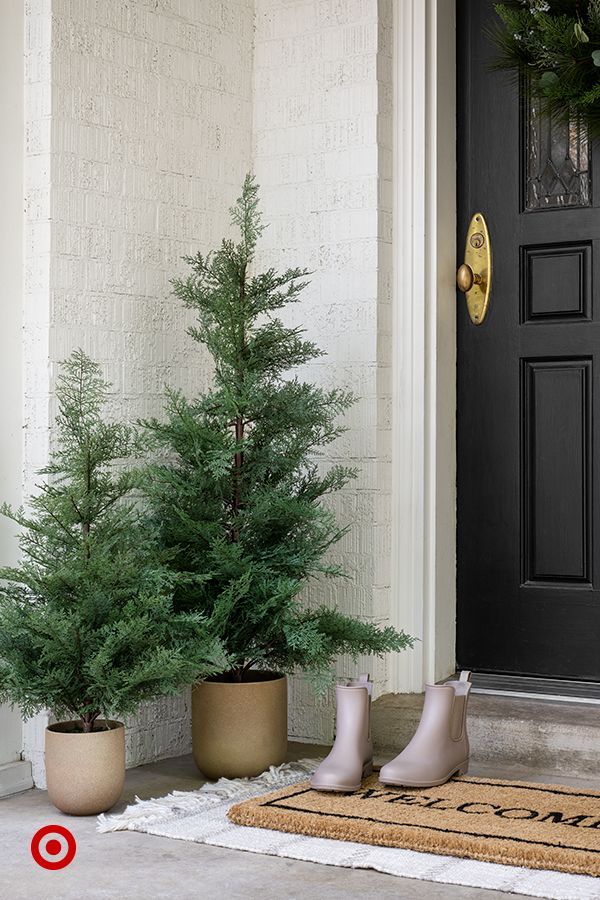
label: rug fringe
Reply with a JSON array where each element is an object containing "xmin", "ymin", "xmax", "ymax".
[{"xmin": 97, "ymin": 758, "xmax": 319, "ymax": 833}]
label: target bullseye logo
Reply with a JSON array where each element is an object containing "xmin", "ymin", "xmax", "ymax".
[{"xmin": 31, "ymin": 825, "xmax": 76, "ymax": 869}]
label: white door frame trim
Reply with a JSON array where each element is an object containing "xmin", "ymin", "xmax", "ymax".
[
  {"xmin": 390, "ymin": 0, "xmax": 457, "ymax": 693},
  {"xmin": 0, "ymin": 0, "xmax": 27, "ymax": 791},
  {"xmin": 0, "ymin": 760, "xmax": 33, "ymax": 799}
]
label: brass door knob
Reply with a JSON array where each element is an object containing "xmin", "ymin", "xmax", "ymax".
[{"xmin": 456, "ymin": 263, "xmax": 481, "ymax": 293}]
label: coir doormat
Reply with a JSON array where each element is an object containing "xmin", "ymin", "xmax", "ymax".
[{"xmin": 228, "ymin": 773, "xmax": 600, "ymax": 877}]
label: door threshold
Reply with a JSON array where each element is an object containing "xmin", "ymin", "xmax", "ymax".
[{"xmin": 466, "ymin": 673, "xmax": 600, "ymax": 705}]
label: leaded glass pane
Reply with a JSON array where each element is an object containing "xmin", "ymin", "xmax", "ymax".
[{"xmin": 525, "ymin": 91, "xmax": 591, "ymax": 211}]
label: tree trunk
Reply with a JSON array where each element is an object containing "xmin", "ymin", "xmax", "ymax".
[
  {"xmin": 81, "ymin": 712, "xmax": 99, "ymax": 733},
  {"xmin": 231, "ymin": 262, "xmax": 247, "ymax": 543}
]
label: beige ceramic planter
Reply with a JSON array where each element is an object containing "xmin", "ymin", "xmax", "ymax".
[
  {"xmin": 192, "ymin": 672, "xmax": 288, "ymax": 779},
  {"xmin": 45, "ymin": 720, "xmax": 125, "ymax": 815}
]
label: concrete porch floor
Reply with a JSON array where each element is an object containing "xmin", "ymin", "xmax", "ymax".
[{"xmin": 2, "ymin": 742, "xmax": 600, "ymax": 900}]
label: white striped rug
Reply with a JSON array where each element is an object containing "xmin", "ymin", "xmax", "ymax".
[{"xmin": 97, "ymin": 760, "xmax": 600, "ymax": 900}]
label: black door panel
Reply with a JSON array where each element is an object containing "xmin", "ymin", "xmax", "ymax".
[{"xmin": 456, "ymin": 0, "xmax": 600, "ymax": 680}]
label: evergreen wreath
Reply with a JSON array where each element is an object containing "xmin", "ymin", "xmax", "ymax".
[{"xmin": 492, "ymin": 1, "xmax": 600, "ymax": 132}]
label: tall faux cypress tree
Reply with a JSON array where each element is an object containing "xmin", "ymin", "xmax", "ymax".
[
  {"xmin": 143, "ymin": 176, "xmax": 412, "ymax": 686},
  {"xmin": 0, "ymin": 351, "xmax": 226, "ymax": 732}
]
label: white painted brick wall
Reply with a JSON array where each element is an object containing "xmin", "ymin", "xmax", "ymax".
[
  {"xmin": 23, "ymin": 0, "xmax": 253, "ymax": 786},
  {"xmin": 23, "ymin": 0, "xmax": 54, "ymax": 786},
  {"xmin": 253, "ymin": 0, "xmax": 395, "ymax": 744},
  {"xmin": 21, "ymin": 0, "xmax": 395, "ymax": 781}
]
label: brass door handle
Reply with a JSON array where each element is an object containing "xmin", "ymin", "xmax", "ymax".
[
  {"xmin": 456, "ymin": 263, "xmax": 481, "ymax": 293},
  {"xmin": 456, "ymin": 212, "xmax": 492, "ymax": 325}
]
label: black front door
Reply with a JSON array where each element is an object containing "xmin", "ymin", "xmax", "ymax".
[{"xmin": 456, "ymin": 0, "xmax": 600, "ymax": 681}]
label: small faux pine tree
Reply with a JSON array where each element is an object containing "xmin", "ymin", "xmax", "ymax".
[
  {"xmin": 0, "ymin": 350, "xmax": 226, "ymax": 732},
  {"xmin": 143, "ymin": 175, "xmax": 413, "ymax": 686}
]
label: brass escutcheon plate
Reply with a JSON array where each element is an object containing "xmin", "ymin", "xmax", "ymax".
[{"xmin": 463, "ymin": 213, "xmax": 492, "ymax": 325}]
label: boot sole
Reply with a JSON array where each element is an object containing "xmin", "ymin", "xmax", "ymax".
[
  {"xmin": 379, "ymin": 760, "xmax": 469, "ymax": 789},
  {"xmin": 311, "ymin": 760, "xmax": 373, "ymax": 793}
]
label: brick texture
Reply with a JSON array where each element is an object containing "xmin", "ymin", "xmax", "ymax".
[
  {"xmin": 23, "ymin": 0, "xmax": 253, "ymax": 786},
  {"xmin": 253, "ymin": 0, "xmax": 394, "ymax": 744},
  {"xmin": 22, "ymin": 0, "xmax": 394, "ymax": 782}
]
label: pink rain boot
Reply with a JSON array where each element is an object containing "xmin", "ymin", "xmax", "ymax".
[
  {"xmin": 311, "ymin": 675, "xmax": 373, "ymax": 792},
  {"xmin": 379, "ymin": 671, "xmax": 472, "ymax": 788}
]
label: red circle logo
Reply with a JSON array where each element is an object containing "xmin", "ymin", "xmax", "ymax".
[{"xmin": 31, "ymin": 825, "xmax": 76, "ymax": 870}]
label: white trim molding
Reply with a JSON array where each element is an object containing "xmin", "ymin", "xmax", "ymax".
[
  {"xmin": 0, "ymin": 760, "xmax": 33, "ymax": 799},
  {"xmin": 390, "ymin": 0, "xmax": 457, "ymax": 693}
]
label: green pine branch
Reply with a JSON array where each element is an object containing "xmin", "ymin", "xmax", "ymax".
[
  {"xmin": 492, "ymin": 2, "xmax": 600, "ymax": 132},
  {"xmin": 143, "ymin": 176, "xmax": 413, "ymax": 687},
  {"xmin": 0, "ymin": 351, "xmax": 226, "ymax": 732}
]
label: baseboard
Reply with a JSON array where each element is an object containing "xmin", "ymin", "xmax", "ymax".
[{"xmin": 0, "ymin": 759, "xmax": 33, "ymax": 798}]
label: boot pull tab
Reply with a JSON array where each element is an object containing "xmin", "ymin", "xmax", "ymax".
[
  {"xmin": 347, "ymin": 673, "xmax": 373, "ymax": 695},
  {"xmin": 360, "ymin": 673, "xmax": 373, "ymax": 696}
]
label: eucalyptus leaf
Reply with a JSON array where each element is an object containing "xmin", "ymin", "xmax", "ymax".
[
  {"xmin": 574, "ymin": 22, "xmax": 589, "ymax": 42},
  {"xmin": 539, "ymin": 71, "xmax": 559, "ymax": 92},
  {"xmin": 593, "ymin": 50, "xmax": 600, "ymax": 67}
]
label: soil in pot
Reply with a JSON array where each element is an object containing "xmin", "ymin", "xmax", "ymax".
[
  {"xmin": 45, "ymin": 720, "xmax": 125, "ymax": 815},
  {"xmin": 192, "ymin": 671, "xmax": 288, "ymax": 779}
]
